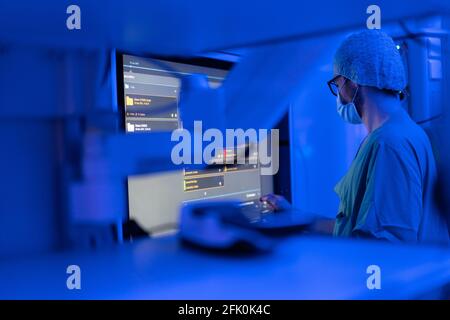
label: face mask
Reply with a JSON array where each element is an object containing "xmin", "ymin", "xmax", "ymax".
[{"xmin": 336, "ymin": 85, "xmax": 362, "ymax": 124}]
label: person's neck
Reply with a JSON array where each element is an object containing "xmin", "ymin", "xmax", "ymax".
[{"xmin": 361, "ymin": 96, "xmax": 401, "ymax": 133}]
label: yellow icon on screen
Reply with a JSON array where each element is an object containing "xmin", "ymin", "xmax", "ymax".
[{"xmin": 126, "ymin": 96, "xmax": 134, "ymax": 106}]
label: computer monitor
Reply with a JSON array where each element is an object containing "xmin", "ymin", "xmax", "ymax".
[{"xmin": 115, "ymin": 53, "xmax": 273, "ymax": 234}]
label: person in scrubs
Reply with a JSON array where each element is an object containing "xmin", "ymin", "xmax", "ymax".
[{"xmin": 262, "ymin": 30, "xmax": 449, "ymax": 245}]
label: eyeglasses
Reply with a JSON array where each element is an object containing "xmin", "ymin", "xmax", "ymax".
[{"xmin": 327, "ymin": 75, "xmax": 346, "ymax": 97}]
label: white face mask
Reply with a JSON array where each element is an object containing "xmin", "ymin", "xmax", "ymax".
[{"xmin": 336, "ymin": 85, "xmax": 362, "ymax": 125}]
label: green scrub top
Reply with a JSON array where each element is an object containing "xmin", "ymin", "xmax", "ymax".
[{"xmin": 333, "ymin": 108, "xmax": 450, "ymax": 244}]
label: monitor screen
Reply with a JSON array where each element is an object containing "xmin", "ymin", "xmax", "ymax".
[{"xmin": 117, "ymin": 53, "xmax": 273, "ymax": 234}]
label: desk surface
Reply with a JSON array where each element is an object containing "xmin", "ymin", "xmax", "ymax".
[{"xmin": 1, "ymin": 234, "xmax": 449, "ymax": 299}]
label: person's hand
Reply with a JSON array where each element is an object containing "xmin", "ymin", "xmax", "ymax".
[{"xmin": 260, "ymin": 194, "xmax": 292, "ymax": 212}]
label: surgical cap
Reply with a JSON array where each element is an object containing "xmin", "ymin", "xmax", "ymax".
[{"xmin": 333, "ymin": 30, "xmax": 407, "ymax": 91}]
